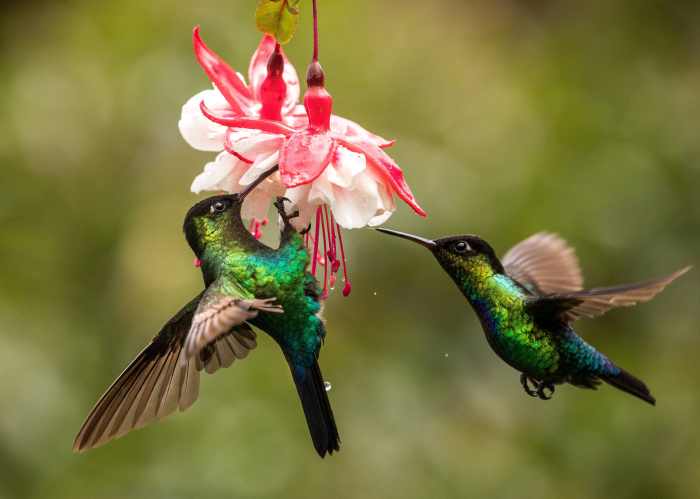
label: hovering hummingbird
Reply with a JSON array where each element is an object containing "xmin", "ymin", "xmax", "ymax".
[
  {"xmin": 377, "ymin": 229, "xmax": 690, "ymax": 405},
  {"xmin": 74, "ymin": 167, "xmax": 340, "ymax": 457}
]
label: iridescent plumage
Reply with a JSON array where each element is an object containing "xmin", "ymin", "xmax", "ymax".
[
  {"xmin": 378, "ymin": 229, "xmax": 690, "ymax": 404},
  {"xmin": 74, "ymin": 169, "xmax": 339, "ymax": 457}
]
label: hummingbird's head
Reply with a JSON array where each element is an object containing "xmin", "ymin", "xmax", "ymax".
[
  {"xmin": 376, "ymin": 228, "xmax": 504, "ymax": 279},
  {"xmin": 183, "ymin": 194, "xmax": 243, "ymax": 257},
  {"xmin": 183, "ymin": 165, "xmax": 279, "ymax": 257}
]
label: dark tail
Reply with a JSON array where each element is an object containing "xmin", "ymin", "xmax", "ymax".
[
  {"xmin": 602, "ymin": 367, "xmax": 656, "ymax": 406},
  {"xmin": 290, "ymin": 360, "xmax": 340, "ymax": 457}
]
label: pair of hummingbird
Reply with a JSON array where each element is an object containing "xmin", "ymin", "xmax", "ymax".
[{"xmin": 73, "ymin": 165, "xmax": 689, "ymax": 457}]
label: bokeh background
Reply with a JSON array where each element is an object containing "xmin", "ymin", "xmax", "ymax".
[{"xmin": 1, "ymin": 1, "xmax": 699, "ymax": 498}]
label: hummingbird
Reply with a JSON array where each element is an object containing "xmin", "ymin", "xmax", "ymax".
[
  {"xmin": 74, "ymin": 166, "xmax": 340, "ymax": 457},
  {"xmin": 377, "ymin": 229, "xmax": 690, "ymax": 405}
]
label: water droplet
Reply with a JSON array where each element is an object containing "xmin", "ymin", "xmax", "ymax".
[
  {"xmin": 444, "ymin": 353, "xmax": 449, "ymax": 358},
  {"xmin": 373, "ymin": 291, "xmax": 377, "ymax": 296},
  {"xmin": 324, "ymin": 381, "xmax": 332, "ymax": 392}
]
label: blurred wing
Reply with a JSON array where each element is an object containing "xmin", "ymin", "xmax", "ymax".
[
  {"xmin": 73, "ymin": 294, "xmax": 203, "ymax": 452},
  {"xmin": 502, "ymin": 232, "xmax": 583, "ymax": 294},
  {"xmin": 182, "ymin": 279, "xmax": 282, "ymax": 362},
  {"xmin": 73, "ymin": 292, "xmax": 268, "ymax": 453},
  {"xmin": 528, "ymin": 267, "xmax": 690, "ymax": 322}
]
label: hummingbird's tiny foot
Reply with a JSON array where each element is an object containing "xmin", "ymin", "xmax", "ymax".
[
  {"xmin": 300, "ymin": 224, "xmax": 312, "ymax": 235},
  {"xmin": 520, "ymin": 374, "xmax": 538, "ymax": 397},
  {"xmin": 274, "ymin": 197, "xmax": 299, "ymax": 224},
  {"xmin": 536, "ymin": 382, "xmax": 555, "ymax": 400}
]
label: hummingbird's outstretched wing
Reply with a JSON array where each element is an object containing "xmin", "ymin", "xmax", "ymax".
[
  {"xmin": 73, "ymin": 293, "xmax": 261, "ymax": 452},
  {"xmin": 502, "ymin": 232, "xmax": 583, "ymax": 294},
  {"xmin": 528, "ymin": 266, "xmax": 690, "ymax": 322},
  {"xmin": 182, "ymin": 279, "xmax": 283, "ymax": 363}
]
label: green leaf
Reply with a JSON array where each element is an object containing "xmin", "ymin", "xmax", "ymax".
[{"xmin": 255, "ymin": 0, "xmax": 302, "ymax": 45}]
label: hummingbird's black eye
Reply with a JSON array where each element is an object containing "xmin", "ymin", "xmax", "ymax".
[
  {"xmin": 454, "ymin": 241, "xmax": 470, "ymax": 253},
  {"xmin": 210, "ymin": 200, "xmax": 228, "ymax": 214}
]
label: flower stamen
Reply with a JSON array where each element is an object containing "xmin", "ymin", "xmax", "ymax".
[
  {"xmin": 248, "ymin": 218, "xmax": 265, "ymax": 240},
  {"xmin": 311, "ymin": 208, "xmax": 322, "ymax": 276},
  {"xmin": 320, "ymin": 206, "xmax": 329, "ymax": 300},
  {"xmin": 336, "ymin": 222, "xmax": 351, "ymax": 297}
]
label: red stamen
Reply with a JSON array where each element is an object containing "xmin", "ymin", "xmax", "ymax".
[
  {"xmin": 248, "ymin": 219, "xmax": 263, "ymax": 239},
  {"xmin": 336, "ymin": 222, "xmax": 351, "ymax": 297},
  {"xmin": 322, "ymin": 206, "xmax": 334, "ymax": 265},
  {"xmin": 320, "ymin": 205, "xmax": 329, "ymax": 300},
  {"xmin": 328, "ymin": 209, "xmax": 340, "ymax": 273},
  {"xmin": 311, "ymin": 208, "xmax": 322, "ymax": 276}
]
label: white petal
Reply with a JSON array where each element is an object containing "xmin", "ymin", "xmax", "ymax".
[
  {"xmin": 241, "ymin": 189, "xmax": 273, "ymax": 221},
  {"xmin": 368, "ymin": 208, "xmax": 394, "ymax": 227},
  {"xmin": 190, "ymin": 152, "xmax": 239, "ymax": 193},
  {"xmin": 326, "ymin": 146, "xmax": 366, "ymax": 188},
  {"xmin": 178, "ymin": 89, "xmax": 229, "ymax": 151},
  {"xmin": 285, "ymin": 185, "xmax": 316, "ymax": 230},
  {"xmin": 307, "ymin": 172, "xmax": 335, "ymax": 206},
  {"xmin": 239, "ymin": 151, "xmax": 280, "ymax": 185},
  {"xmin": 228, "ymin": 130, "xmax": 284, "ymax": 158},
  {"xmin": 328, "ymin": 171, "xmax": 390, "ymax": 229}
]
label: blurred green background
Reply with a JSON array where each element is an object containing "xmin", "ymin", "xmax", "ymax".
[{"xmin": 1, "ymin": 1, "xmax": 699, "ymax": 498}]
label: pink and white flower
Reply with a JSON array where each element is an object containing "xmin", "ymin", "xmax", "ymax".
[{"xmin": 179, "ymin": 27, "xmax": 426, "ymax": 296}]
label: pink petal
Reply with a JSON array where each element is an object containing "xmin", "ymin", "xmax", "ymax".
[
  {"xmin": 336, "ymin": 138, "xmax": 427, "ymax": 217},
  {"xmin": 279, "ymin": 131, "xmax": 336, "ymax": 187},
  {"xmin": 330, "ymin": 115, "xmax": 394, "ymax": 148},
  {"xmin": 193, "ymin": 26, "xmax": 253, "ymax": 115},
  {"xmin": 200, "ymin": 101, "xmax": 296, "ymax": 135},
  {"xmin": 248, "ymin": 35, "xmax": 300, "ymax": 115},
  {"xmin": 284, "ymin": 105, "xmax": 309, "ymax": 129}
]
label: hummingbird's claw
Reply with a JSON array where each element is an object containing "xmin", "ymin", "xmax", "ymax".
[
  {"xmin": 274, "ymin": 197, "xmax": 299, "ymax": 225},
  {"xmin": 520, "ymin": 374, "xmax": 538, "ymax": 397},
  {"xmin": 300, "ymin": 224, "xmax": 312, "ymax": 235},
  {"xmin": 536, "ymin": 382, "xmax": 555, "ymax": 400}
]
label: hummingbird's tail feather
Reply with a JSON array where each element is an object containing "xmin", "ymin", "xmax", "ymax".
[
  {"xmin": 290, "ymin": 361, "xmax": 340, "ymax": 458},
  {"xmin": 601, "ymin": 367, "xmax": 656, "ymax": 406}
]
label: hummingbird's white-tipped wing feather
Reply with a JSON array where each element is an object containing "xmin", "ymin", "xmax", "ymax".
[
  {"xmin": 502, "ymin": 232, "xmax": 584, "ymax": 294},
  {"xmin": 528, "ymin": 266, "xmax": 690, "ymax": 322},
  {"xmin": 182, "ymin": 281, "xmax": 282, "ymax": 363}
]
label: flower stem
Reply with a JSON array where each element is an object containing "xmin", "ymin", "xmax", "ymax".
[{"xmin": 312, "ymin": 0, "xmax": 319, "ymax": 62}]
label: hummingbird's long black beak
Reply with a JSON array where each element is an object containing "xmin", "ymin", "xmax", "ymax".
[
  {"xmin": 375, "ymin": 228, "xmax": 436, "ymax": 248},
  {"xmin": 239, "ymin": 164, "xmax": 280, "ymax": 200}
]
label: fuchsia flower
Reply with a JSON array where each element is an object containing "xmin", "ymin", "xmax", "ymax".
[{"xmin": 179, "ymin": 27, "xmax": 425, "ymax": 297}]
